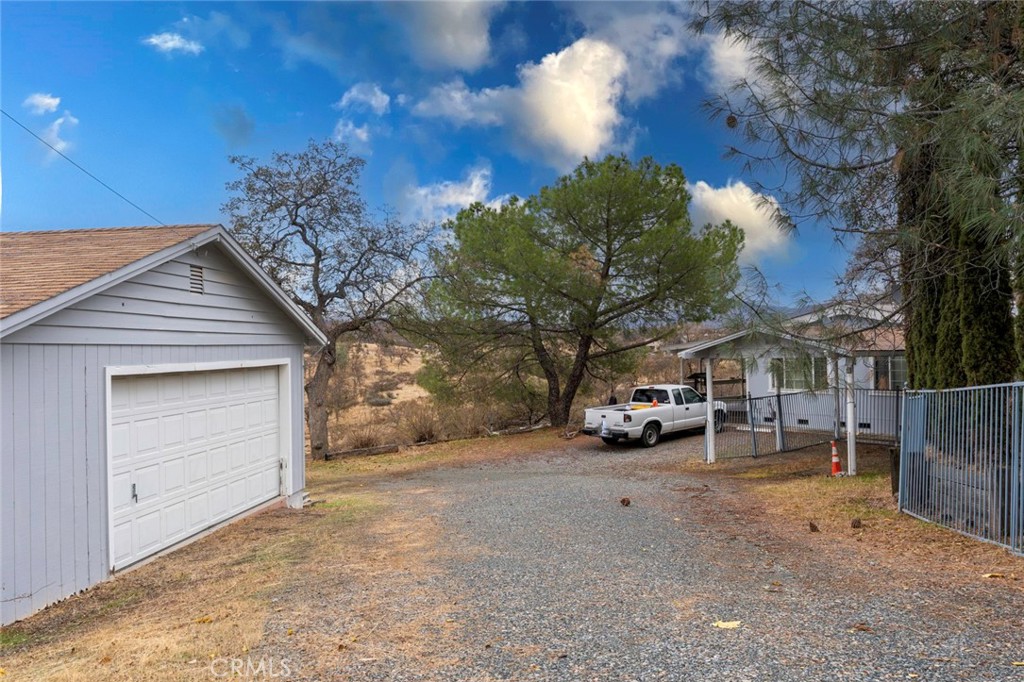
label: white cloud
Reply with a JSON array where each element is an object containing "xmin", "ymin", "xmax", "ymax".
[
  {"xmin": 404, "ymin": 164, "xmax": 508, "ymax": 224},
  {"xmin": 569, "ymin": 4, "xmax": 694, "ymax": 102},
  {"xmin": 413, "ymin": 78, "xmax": 507, "ymax": 126},
  {"xmin": 414, "ymin": 38, "xmax": 628, "ymax": 170},
  {"xmin": 41, "ymin": 110, "xmax": 79, "ymax": 159},
  {"xmin": 701, "ymin": 32, "xmax": 757, "ymax": 96},
  {"xmin": 687, "ymin": 180, "xmax": 789, "ymax": 263},
  {"xmin": 332, "ymin": 119, "xmax": 371, "ymax": 153},
  {"xmin": 143, "ymin": 32, "xmax": 204, "ymax": 55},
  {"xmin": 336, "ymin": 83, "xmax": 391, "ymax": 115},
  {"xmin": 400, "ymin": 2, "xmax": 504, "ymax": 72},
  {"xmin": 23, "ymin": 93, "xmax": 60, "ymax": 115},
  {"xmin": 176, "ymin": 11, "xmax": 249, "ymax": 50}
]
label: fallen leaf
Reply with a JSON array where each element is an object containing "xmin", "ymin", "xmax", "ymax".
[
  {"xmin": 99, "ymin": 656, "xmax": 112, "ymax": 665},
  {"xmin": 849, "ymin": 623, "xmax": 873, "ymax": 633},
  {"xmin": 982, "ymin": 573, "xmax": 1004, "ymax": 579},
  {"xmin": 287, "ymin": 629, "xmax": 294, "ymax": 636},
  {"xmin": 0, "ymin": 668, "xmax": 6, "ymax": 677},
  {"xmin": 713, "ymin": 620, "xmax": 741, "ymax": 629},
  {"xmin": 1012, "ymin": 661, "xmax": 1024, "ymax": 666},
  {"xmin": 194, "ymin": 616, "xmax": 213, "ymax": 624}
]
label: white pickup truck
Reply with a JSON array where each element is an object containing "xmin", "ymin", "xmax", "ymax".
[{"xmin": 582, "ymin": 384, "xmax": 726, "ymax": 447}]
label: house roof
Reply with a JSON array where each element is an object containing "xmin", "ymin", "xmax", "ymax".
[
  {"xmin": 677, "ymin": 325, "xmax": 904, "ymax": 360},
  {"xmin": 0, "ymin": 225, "xmax": 328, "ymax": 345},
  {"xmin": 1, "ymin": 225, "xmax": 213, "ymax": 318}
]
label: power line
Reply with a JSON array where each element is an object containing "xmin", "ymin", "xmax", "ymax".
[{"xmin": 2, "ymin": 108, "xmax": 166, "ymax": 226}]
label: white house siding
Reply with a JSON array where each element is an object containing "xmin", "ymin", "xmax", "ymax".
[
  {"xmin": 732, "ymin": 343, "xmax": 900, "ymax": 440},
  {"xmin": 0, "ymin": 246, "xmax": 309, "ymax": 625}
]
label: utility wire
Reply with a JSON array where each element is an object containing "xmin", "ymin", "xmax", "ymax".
[{"xmin": 2, "ymin": 108, "xmax": 166, "ymax": 226}]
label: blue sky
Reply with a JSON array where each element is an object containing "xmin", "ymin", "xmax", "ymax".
[{"xmin": 2, "ymin": 1, "xmax": 852, "ymax": 302}]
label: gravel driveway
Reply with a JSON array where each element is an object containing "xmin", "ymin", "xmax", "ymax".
[{"xmin": 260, "ymin": 433, "xmax": 1024, "ymax": 681}]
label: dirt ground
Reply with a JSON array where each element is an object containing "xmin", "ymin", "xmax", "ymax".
[{"xmin": 1, "ymin": 430, "xmax": 1021, "ymax": 680}]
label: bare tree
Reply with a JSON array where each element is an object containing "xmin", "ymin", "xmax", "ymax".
[{"xmin": 224, "ymin": 139, "xmax": 431, "ymax": 459}]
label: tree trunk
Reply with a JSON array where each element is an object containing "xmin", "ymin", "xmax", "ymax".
[
  {"xmin": 305, "ymin": 343, "xmax": 337, "ymax": 460},
  {"xmin": 552, "ymin": 336, "xmax": 595, "ymax": 427}
]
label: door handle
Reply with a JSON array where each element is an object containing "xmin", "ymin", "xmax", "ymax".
[{"xmin": 131, "ymin": 483, "xmax": 138, "ymax": 503}]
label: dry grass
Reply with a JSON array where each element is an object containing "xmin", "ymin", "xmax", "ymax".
[
  {"xmin": 0, "ymin": 485, "xmax": 381, "ymax": 681},
  {"xmin": 677, "ymin": 442, "xmax": 1024, "ymax": 583}
]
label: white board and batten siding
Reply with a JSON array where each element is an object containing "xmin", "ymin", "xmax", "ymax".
[{"xmin": 1, "ymin": 244, "xmax": 310, "ymax": 625}]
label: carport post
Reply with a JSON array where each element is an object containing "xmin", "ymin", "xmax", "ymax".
[
  {"xmin": 831, "ymin": 355, "xmax": 842, "ymax": 441},
  {"xmin": 845, "ymin": 357, "xmax": 858, "ymax": 476},
  {"xmin": 705, "ymin": 357, "xmax": 716, "ymax": 464}
]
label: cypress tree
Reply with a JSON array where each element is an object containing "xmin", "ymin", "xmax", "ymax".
[{"xmin": 959, "ymin": 224, "xmax": 1015, "ymax": 386}]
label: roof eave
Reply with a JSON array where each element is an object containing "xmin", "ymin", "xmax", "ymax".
[
  {"xmin": 1, "ymin": 226, "xmax": 328, "ymax": 347},
  {"xmin": 678, "ymin": 328, "xmax": 844, "ymax": 359}
]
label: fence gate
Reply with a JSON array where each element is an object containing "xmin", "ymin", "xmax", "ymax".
[{"xmin": 899, "ymin": 382, "xmax": 1024, "ymax": 556}]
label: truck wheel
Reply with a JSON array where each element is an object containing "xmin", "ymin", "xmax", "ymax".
[
  {"xmin": 640, "ymin": 423, "xmax": 660, "ymax": 448},
  {"xmin": 601, "ymin": 436, "xmax": 620, "ymax": 445},
  {"xmin": 714, "ymin": 409, "xmax": 726, "ymax": 433}
]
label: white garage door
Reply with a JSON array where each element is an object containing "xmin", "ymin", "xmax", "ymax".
[{"xmin": 109, "ymin": 366, "xmax": 282, "ymax": 570}]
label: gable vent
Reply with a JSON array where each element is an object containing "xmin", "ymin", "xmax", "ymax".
[{"xmin": 189, "ymin": 265, "xmax": 205, "ymax": 294}]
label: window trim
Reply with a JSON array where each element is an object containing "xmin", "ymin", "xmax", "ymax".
[{"xmin": 769, "ymin": 356, "xmax": 829, "ymax": 392}]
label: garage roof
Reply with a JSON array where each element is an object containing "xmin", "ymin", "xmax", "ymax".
[
  {"xmin": 0, "ymin": 225, "xmax": 213, "ymax": 318},
  {"xmin": 0, "ymin": 224, "xmax": 328, "ymax": 345}
]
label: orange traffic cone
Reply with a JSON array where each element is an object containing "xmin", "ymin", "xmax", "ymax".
[{"xmin": 830, "ymin": 441, "xmax": 843, "ymax": 477}]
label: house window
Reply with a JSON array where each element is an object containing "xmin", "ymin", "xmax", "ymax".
[
  {"xmin": 873, "ymin": 355, "xmax": 907, "ymax": 390},
  {"xmin": 770, "ymin": 356, "xmax": 828, "ymax": 391}
]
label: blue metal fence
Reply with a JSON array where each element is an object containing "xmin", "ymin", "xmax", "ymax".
[{"xmin": 899, "ymin": 382, "xmax": 1024, "ymax": 555}]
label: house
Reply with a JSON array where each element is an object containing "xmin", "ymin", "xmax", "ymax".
[
  {"xmin": 0, "ymin": 225, "xmax": 327, "ymax": 625},
  {"xmin": 671, "ymin": 301, "xmax": 905, "ymax": 467}
]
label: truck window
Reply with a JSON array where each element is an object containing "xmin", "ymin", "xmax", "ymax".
[
  {"xmin": 682, "ymin": 387, "xmax": 705, "ymax": 404},
  {"xmin": 631, "ymin": 388, "xmax": 670, "ymax": 404},
  {"xmin": 672, "ymin": 389, "xmax": 684, "ymax": 405}
]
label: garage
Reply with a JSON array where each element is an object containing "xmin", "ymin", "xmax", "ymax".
[
  {"xmin": 109, "ymin": 365, "xmax": 285, "ymax": 570},
  {"xmin": 0, "ymin": 225, "xmax": 327, "ymax": 625}
]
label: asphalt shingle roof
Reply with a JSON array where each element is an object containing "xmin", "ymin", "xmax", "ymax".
[{"xmin": 0, "ymin": 225, "xmax": 216, "ymax": 319}]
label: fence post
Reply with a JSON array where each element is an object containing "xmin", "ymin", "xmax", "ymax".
[
  {"xmin": 705, "ymin": 358, "xmax": 716, "ymax": 464},
  {"xmin": 774, "ymin": 390, "xmax": 785, "ymax": 453},
  {"xmin": 1012, "ymin": 385, "xmax": 1022, "ymax": 554},
  {"xmin": 832, "ymin": 356, "xmax": 842, "ymax": 441},
  {"xmin": 747, "ymin": 392, "xmax": 759, "ymax": 458},
  {"xmin": 845, "ymin": 357, "xmax": 858, "ymax": 476}
]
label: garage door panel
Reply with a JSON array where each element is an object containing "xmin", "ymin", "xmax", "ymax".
[
  {"xmin": 136, "ymin": 510, "xmax": 162, "ymax": 552},
  {"xmin": 111, "ymin": 522, "xmax": 133, "ymax": 565},
  {"xmin": 188, "ymin": 452, "xmax": 207, "ymax": 484},
  {"xmin": 209, "ymin": 407, "xmax": 227, "ymax": 436},
  {"xmin": 164, "ymin": 501, "xmax": 186, "ymax": 538},
  {"xmin": 111, "ymin": 471, "xmax": 133, "ymax": 513},
  {"xmin": 188, "ymin": 492, "xmax": 209, "ymax": 529},
  {"xmin": 136, "ymin": 463, "xmax": 161, "ymax": 502},
  {"xmin": 110, "ymin": 366, "xmax": 281, "ymax": 570},
  {"xmin": 229, "ymin": 478, "xmax": 247, "ymax": 510},
  {"xmin": 209, "ymin": 445, "xmax": 227, "ymax": 477},
  {"xmin": 160, "ymin": 375, "xmax": 184, "ymax": 405},
  {"xmin": 134, "ymin": 376, "xmax": 160, "ymax": 408},
  {"xmin": 186, "ymin": 410, "xmax": 208, "ymax": 443},
  {"xmin": 161, "ymin": 414, "xmax": 185, "ymax": 448},
  {"xmin": 111, "ymin": 423, "xmax": 131, "ymax": 460},
  {"xmin": 136, "ymin": 417, "xmax": 160, "ymax": 453},
  {"xmin": 164, "ymin": 457, "xmax": 185, "ymax": 493},
  {"xmin": 229, "ymin": 404, "xmax": 246, "ymax": 432}
]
